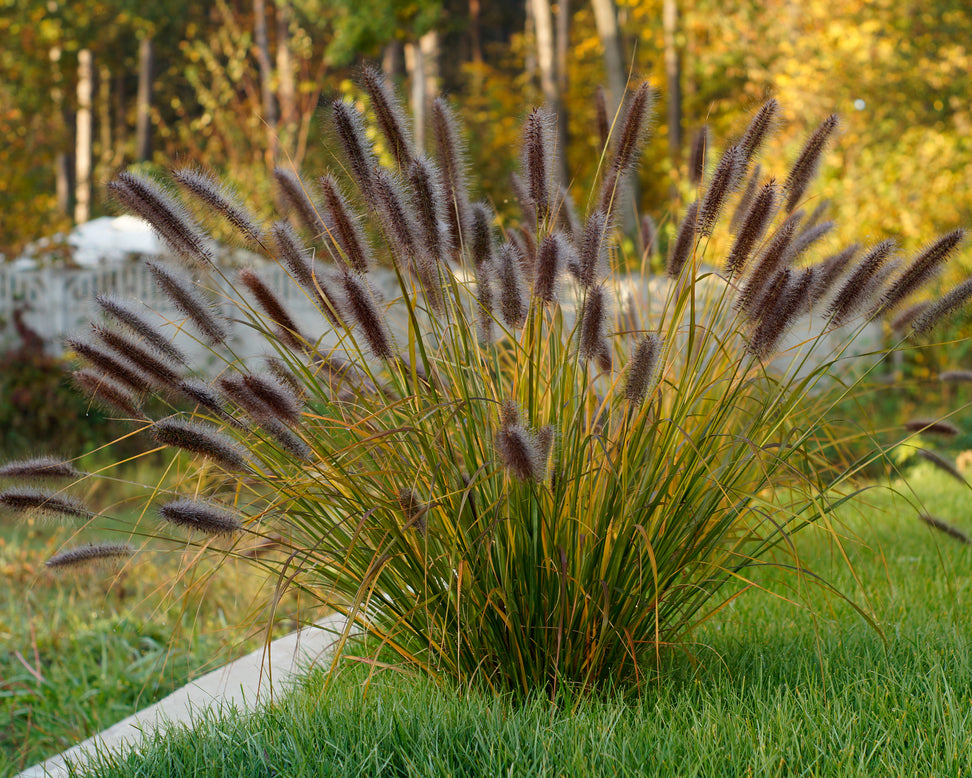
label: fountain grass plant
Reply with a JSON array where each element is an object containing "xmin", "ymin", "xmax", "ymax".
[{"xmin": 4, "ymin": 72, "xmax": 971, "ymax": 698}]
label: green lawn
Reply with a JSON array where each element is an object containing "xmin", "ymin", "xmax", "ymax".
[
  {"xmin": 0, "ymin": 495, "xmax": 311, "ymax": 777},
  {"xmin": 64, "ymin": 463, "xmax": 972, "ymax": 777}
]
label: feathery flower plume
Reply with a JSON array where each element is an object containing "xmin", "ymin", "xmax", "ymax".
[
  {"xmin": 522, "ymin": 107, "xmax": 554, "ymax": 221},
  {"xmin": 497, "ymin": 242, "xmax": 528, "ymax": 329},
  {"xmin": 891, "ymin": 301, "xmax": 930, "ymax": 333},
  {"xmin": 264, "ymin": 357, "xmax": 306, "ymax": 401},
  {"xmin": 940, "ymin": 370, "xmax": 972, "ymax": 383},
  {"xmin": 475, "ymin": 261, "xmax": 495, "ymax": 343},
  {"xmin": 72, "ymin": 370, "xmax": 142, "ymax": 418},
  {"xmin": 332, "ymin": 100, "xmax": 377, "ymax": 203},
  {"xmin": 242, "ymin": 372, "xmax": 304, "ymax": 424},
  {"xmin": 372, "ymin": 167, "xmax": 420, "ymax": 267},
  {"xmin": 578, "ymin": 210, "xmax": 610, "ymax": 289},
  {"xmin": 905, "ymin": 418, "xmax": 960, "ymax": 437},
  {"xmin": 878, "ymin": 229, "xmax": 966, "ymax": 315},
  {"xmin": 46, "ymin": 542, "xmax": 135, "ymax": 571},
  {"xmin": 172, "ymin": 166, "xmax": 263, "ymax": 244},
  {"xmin": 916, "ymin": 449, "xmax": 967, "ymax": 485},
  {"xmin": 789, "ymin": 220, "xmax": 835, "ymax": 261},
  {"xmin": 579, "ymin": 285, "xmax": 609, "ymax": 362},
  {"xmin": 319, "ymin": 174, "xmax": 371, "ymax": 272},
  {"xmin": 0, "ymin": 487, "xmax": 92, "ymax": 521},
  {"xmin": 856, "ymin": 259, "xmax": 900, "ymax": 318},
  {"xmin": 93, "ymin": 325, "xmax": 181, "ymax": 388},
  {"xmin": 534, "ymin": 232, "xmax": 570, "ymax": 304},
  {"xmin": 729, "ymin": 164, "xmax": 761, "ymax": 234},
  {"xmin": 342, "ymin": 272, "xmax": 395, "ymax": 359},
  {"xmin": 96, "ymin": 294, "xmax": 187, "ymax": 366},
  {"xmin": 735, "ymin": 210, "xmax": 803, "ymax": 314},
  {"xmin": 725, "ymin": 180, "xmax": 777, "ymax": 276},
  {"xmin": 641, "ymin": 213, "xmax": 657, "ymax": 258},
  {"xmin": 749, "ymin": 266, "xmax": 815, "ymax": 358},
  {"xmin": 108, "ymin": 171, "xmax": 213, "ymax": 266},
  {"xmin": 516, "ymin": 228, "xmax": 537, "ymax": 273},
  {"xmin": 271, "ymin": 221, "xmax": 315, "ymax": 288},
  {"xmin": 362, "ymin": 65, "xmax": 413, "ymax": 170},
  {"xmin": 152, "ymin": 418, "xmax": 250, "ymax": 471},
  {"xmin": 667, "ymin": 201, "xmax": 699, "ymax": 279},
  {"xmin": 431, "ymin": 97, "xmax": 472, "ymax": 255},
  {"xmin": 910, "ymin": 279, "xmax": 972, "ymax": 336},
  {"xmin": 599, "ymin": 82, "xmax": 655, "ymax": 214},
  {"xmin": 611, "ymin": 82, "xmax": 655, "ymax": 175},
  {"xmin": 238, "ymin": 267, "xmax": 305, "ymax": 351},
  {"xmin": 698, "ymin": 145, "xmax": 744, "ymax": 236},
  {"xmin": 147, "ymin": 262, "xmax": 227, "ymax": 345},
  {"xmin": 510, "ymin": 173, "xmax": 538, "ymax": 227},
  {"xmin": 803, "ymin": 199, "xmax": 831, "ymax": 233},
  {"xmin": 178, "ymin": 379, "xmax": 242, "ymax": 427},
  {"xmin": 919, "ymin": 513, "xmax": 971, "ymax": 544},
  {"xmin": 689, "ymin": 125, "xmax": 708, "ymax": 185},
  {"xmin": 826, "ymin": 240, "xmax": 896, "ymax": 325},
  {"xmin": 0, "ymin": 457, "xmax": 83, "ymax": 481},
  {"xmin": 159, "ymin": 498, "xmax": 242, "ymax": 536},
  {"xmin": 67, "ymin": 338, "xmax": 153, "ymax": 394},
  {"xmin": 594, "ymin": 86, "xmax": 610, "ymax": 151},
  {"xmin": 397, "ymin": 489, "xmax": 429, "ymax": 533},
  {"xmin": 495, "ymin": 402, "xmax": 543, "ymax": 481},
  {"xmin": 556, "ymin": 187, "xmax": 581, "ymax": 239},
  {"xmin": 273, "ymin": 167, "xmax": 328, "ymax": 244},
  {"xmin": 810, "ymin": 244, "xmax": 860, "ymax": 306},
  {"xmin": 596, "ymin": 340, "xmax": 613, "ymax": 372},
  {"xmin": 470, "ymin": 202, "xmax": 495, "ymax": 268},
  {"xmin": 625, "ymin": 333, "xmax": 662, "ymax": 404},
  {"xmin": 738, "ymin": 99, "xmax": 779, "ymax": 164},
  {"xmin": 407, "ymin": 156, "xmax": 450, "ymax": 267},
  {"xmin": 784, "ymin": 114, "xmax": 839, "ymax": 212}
]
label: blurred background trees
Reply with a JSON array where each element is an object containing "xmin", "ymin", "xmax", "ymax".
[{"xmin": 2, "ymin": 0, "xmax": 971, "ymax": 275}]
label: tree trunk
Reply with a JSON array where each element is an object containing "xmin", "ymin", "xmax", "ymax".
[
  {"xmin": 276, "ymin": 2, "xmax": 295, "ymax": 130},
  {"xmin": 663, "ymin": 0, "xmax": 683, "ymax": 168},
  {"xmin": 590, "ymin": 0, "xmax": 637, "ymax": 233},
  {"xmin": 469, "ymin": 0, "xmax": 483, "ymax": 65},
  {"xmin": 530, "ymin": 0, "xmax": 568, "ymax": 185},
  {"xmin": 253, "ymin": 0, "xmax": 278, "ymax": 164},
  {"xmin": 49, "ymin": 46, "xmax": 71, "ymax": 216},
  {"xmin": 75, "ymin": 49, "xmax": 93, "ymax": 225},
  {"xmin": 590, "ymin": 0, "xmax": 626, "ymax": 121},
  {"xmin": 404, "ymin": 41, "xmax": 426, "ymax": 151},
  {"xmin": 135, "ymin": 36, "xmax": 154, "ymax": 162},
  {"xmin": 382, "ymin": 40, "xmax": 405, "ymax": 79},
  {"xmin": 419, "ymin": 30, "xmax": 441, "ymax": 102},
  {"xmin": 98, "ymin": 62, "xmax": 113, "ymax": 168}
]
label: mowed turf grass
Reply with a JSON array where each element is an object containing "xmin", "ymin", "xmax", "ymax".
[
  {"xmin": 78, "ymin": 464, "xmax": 972, "ymax": 777},
  {"xmin": 0, "ymin": 504, "xmax": 313, "ymax": 777}
]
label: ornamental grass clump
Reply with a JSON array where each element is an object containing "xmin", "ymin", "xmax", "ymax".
[{"xmin": 10, "ymin": 70, "xmax": 972, "ymax": 698}]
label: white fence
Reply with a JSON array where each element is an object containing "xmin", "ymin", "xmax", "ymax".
[
  {"xmin": 0, "ymin": 259, "xmax": 342, "ymax": 364},
  {"xmin": 0, "ymin": 259, "xmax": 886, "ymax": 381}
]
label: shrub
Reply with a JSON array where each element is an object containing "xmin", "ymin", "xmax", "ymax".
[{"xmin": 3, "ymin": 73, "xmax": 970, "ymax": 698}]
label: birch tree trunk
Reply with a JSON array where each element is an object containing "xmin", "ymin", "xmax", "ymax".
[
  {"xmin": 75, "ymin": 49, "xmax": 93, "ymax": 225},
  {"xmin": 135, "ymin": 36, "xmax": 154, "ymax": 162},
  {"xmin": 663, "ymin": 0, "xmax": 683, "ymax": 167},
  {"xmin": 253, "ymin": 0, "xmax": 278, "ymax": 164},
  {"xmin": 49, "ymin": 46, "xmax": 72, "ymax": 216},
  {"xmin": 530, "ymin": 0, "xmax": 568, "ymax": 185},
  {"xmin": 276, "ymin": 2, "xmax": 295, "ymax": 146},
  {"xmin": 590, "ymin": 0, "xmax": 626, "ymax": 120},
  {"xmin": 590, "ymin": 0, "xmax": 637, "ymax": 233}
]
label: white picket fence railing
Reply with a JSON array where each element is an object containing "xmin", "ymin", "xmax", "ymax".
[
  {"xmin": 0, "ymin": 258, "xmax": 886, "ymax": 381},
  {"xmin": 0, "ymin": 259, "xmax": 342, "ymax": 364}
]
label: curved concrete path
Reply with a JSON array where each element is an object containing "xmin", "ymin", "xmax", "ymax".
[{"xmin": 17, "ymin": 613, "xmax": 348, "ymax": 778}]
